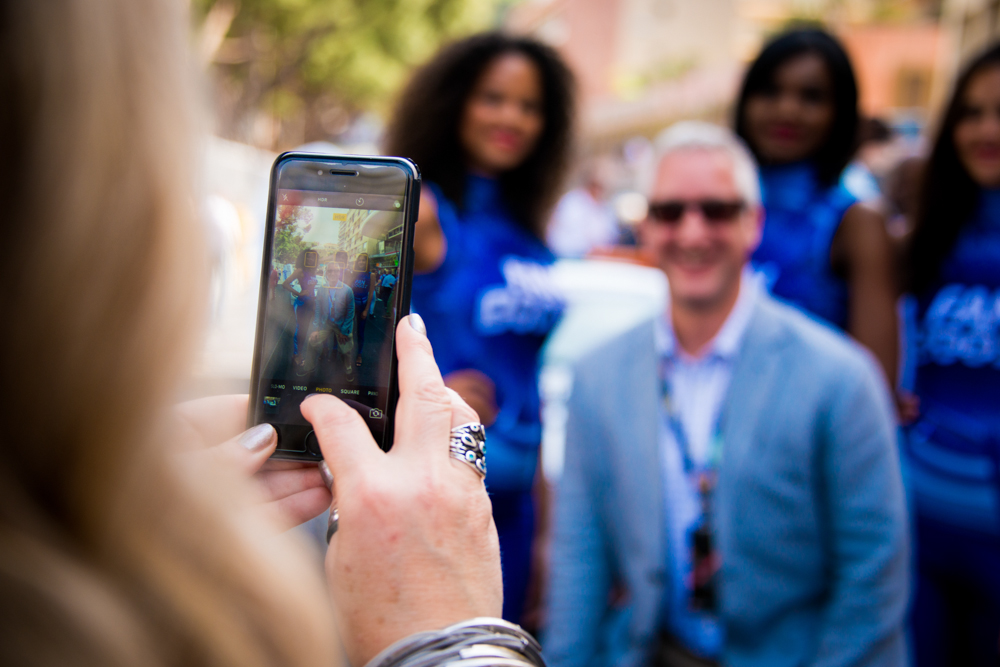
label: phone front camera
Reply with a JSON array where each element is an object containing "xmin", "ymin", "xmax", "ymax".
[{"xmin": 317, "ymin": 169, "xmax": 323, "ymax": 175}]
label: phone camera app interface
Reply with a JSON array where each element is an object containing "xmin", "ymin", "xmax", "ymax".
[{"xmin": 257, "ymin": 177, "xmax": 405, "ymax": 449}]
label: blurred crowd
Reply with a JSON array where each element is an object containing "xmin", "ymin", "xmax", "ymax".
[
  {"xmin": 6, "ymin": 1, "xmax": 1000, "ymax": 666},
  {"xmin": 392, "ymin": 26, "xmax": 1000, "ymax": 667}
]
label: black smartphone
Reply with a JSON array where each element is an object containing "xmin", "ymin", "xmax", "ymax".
[{"xmin": 247, "ymin": 153, "xmax": 419, "ymax": 460}]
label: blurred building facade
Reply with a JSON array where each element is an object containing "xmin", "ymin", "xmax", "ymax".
[
  {"xmin": 335, "ymin": 209, "xmax": 404, "ymax": 269},
  {"xmin": 508, "ymin": 0, "xmax": 947, "ymax": 149},
  {"xmin": 941, "ymin": 0, "xmax": 1000, "ymax": 88},
  {"xmin": 337, "ymin": 208, "xmax": 373, "ymax": 258}
]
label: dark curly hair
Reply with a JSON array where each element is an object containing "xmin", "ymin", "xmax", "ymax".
[
  {"xmin": 383, "ymin": 32, "xmax": 576, "ymax": 238},
  {"xmin": 908, "ymin": 42, "xmax": 1000, "ymax": 294},
  {"xmin": 734, "ymin": 28, "xmax": 859, "ymax": 187}
]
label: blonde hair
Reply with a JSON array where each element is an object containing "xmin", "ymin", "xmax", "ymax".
[{"xmin": 0, "ymin": 1, "xmax": 335, "ymax": 665}]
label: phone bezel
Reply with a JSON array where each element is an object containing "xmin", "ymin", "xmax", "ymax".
[{"xmin": 247, "ymin": 152, "xmax": 420, "ymax": 461}]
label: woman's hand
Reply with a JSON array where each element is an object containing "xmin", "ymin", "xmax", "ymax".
[
  {"xmin": 302, "ymin": 314, "xmax": 502, "ymax": 666},
  {"xmin": 413, "ymin": 189, "xmax": 447, "ymax": 274},
  {"xmin": 443, "ymin": 369, "xmax": 498, "ymax": 426},
  {"xmin": 173, "ymin": 395, "xmax": 332, "ymax": 531}
]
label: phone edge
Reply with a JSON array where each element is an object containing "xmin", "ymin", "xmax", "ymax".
[{"xmin": 246, "ymin": 152, "xmax": 421, "ymax": 461}]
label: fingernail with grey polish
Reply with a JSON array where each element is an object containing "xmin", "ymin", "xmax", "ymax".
[
  {"xmin": 240, "ymin": 423, "xmax": 276, "ymax": 452},
  {"xmin": 319, "ymin": 460, "xmax": 334, "ymax": 490},
  {"xmin": 409, "ymin": 313, "xmax": 426, "ymax": 336}
]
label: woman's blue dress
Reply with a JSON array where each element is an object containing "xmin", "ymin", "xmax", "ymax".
[
  {"xmin": 751, "ymin": 162, "xmax": 857, "ymax": 329},
  {"xmin": 907, "ymin": 189, "xmax": 1000, "ymax": 665},
  {"xmin": 410, "ymin": 174, "xmax": 564, "ymax": 622}
]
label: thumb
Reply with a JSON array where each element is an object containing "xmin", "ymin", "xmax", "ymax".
[{"xmin": 300, "ymin": 393, "xmax": 381, "ymax": 479}]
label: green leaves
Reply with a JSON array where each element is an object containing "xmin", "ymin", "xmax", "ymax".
[
  {"xmin": 195, "ymin": 0, "xmax": 499, "ymax": 146},
  {"xmin": 274, "ymin": 205, "xmax": 314, "ymax": 264}
]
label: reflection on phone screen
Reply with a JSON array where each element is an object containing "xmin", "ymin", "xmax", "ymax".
[{"xmin": 255, "ymin": 181, "xmax": 405, "ymax": 451}]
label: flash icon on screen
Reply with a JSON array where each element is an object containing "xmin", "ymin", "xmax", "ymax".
[{"xmin": 356, "ymin": 197, "xmax": 364, "ymax": 206}]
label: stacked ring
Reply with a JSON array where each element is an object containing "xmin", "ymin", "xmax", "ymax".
[
  {"xmin": 328, "ymin": 424, "xmax": 487, "ymax": 545},
  {"xmin": 449, "ymin": 422, "xmax": 487, "ymax": 478},
  {"xmin": 326, "ymin": 506, "xmax": 339, "ymax": 543}
]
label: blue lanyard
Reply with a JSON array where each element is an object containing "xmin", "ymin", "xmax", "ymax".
[
  {"xmin": 660, "ymin": 360, "xmax": 725, "ymax": 614},
  {"xmin": 659, "ymin": 368, "xmax": 725, "ymax": 477}
]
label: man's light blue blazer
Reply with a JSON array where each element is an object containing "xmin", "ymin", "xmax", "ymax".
[{"xmin": 543, "ymin": 294, "xmax": 909, "ymax": 667}]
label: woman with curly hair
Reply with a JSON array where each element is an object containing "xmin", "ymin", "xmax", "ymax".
[{"xmin": 384, "ymin": 32, "xmax": 575, "ymax": 623}]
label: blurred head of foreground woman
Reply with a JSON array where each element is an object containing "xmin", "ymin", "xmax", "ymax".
[
  {"xmin": 0, "ymin": 2, "xmax": 502, "ymax": 666},
  {"xmin": 0, "ymin": 1, "xmax": 336, "ymax": 664}
]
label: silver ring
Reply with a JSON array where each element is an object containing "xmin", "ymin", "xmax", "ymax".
[
  {"xmin": 326, "ymin": 506, "xmax": 339, "ymax": 543},
  {"xmin": 449, "ymin": 422, "xmax": 487, "ymax": 478}
]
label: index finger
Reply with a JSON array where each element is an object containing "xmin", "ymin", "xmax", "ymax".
[{"xmin": 391, "ymin": 315, "xmax": 453, "ymax": 458}]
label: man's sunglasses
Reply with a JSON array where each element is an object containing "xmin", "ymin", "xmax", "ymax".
[{"xmin": 647, "ymin": 199, "xmax": 745, "ymax": 224}]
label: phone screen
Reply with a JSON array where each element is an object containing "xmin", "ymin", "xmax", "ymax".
[{"xmin": 249, "ymin": 155, "xmax": 417, "ymax": 457}]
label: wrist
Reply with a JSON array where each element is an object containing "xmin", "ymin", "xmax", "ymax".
[{"xmin": 362, "ymin": 618, "xmax": 545, "ymax": 667}]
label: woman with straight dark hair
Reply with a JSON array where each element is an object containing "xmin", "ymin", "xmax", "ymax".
[
  {"xmin": 735, "ymin": 28, "xmax": 899, "ymax": 385},
  {"xmin": 905, "ymin": 42, "xmax": 1000, "ymax": 666},
  {"xmin": 384, "ymin": 32, "xmax": 575, "ymax": 624}
]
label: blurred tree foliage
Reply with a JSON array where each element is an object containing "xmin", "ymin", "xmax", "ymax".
[
  {"xmin": 194, "ymin": 0, "xmax": 500, "ymax": 149},
  {"xmin": 274, "ymin": 205, "xmax": 314, "ymax": 264}
]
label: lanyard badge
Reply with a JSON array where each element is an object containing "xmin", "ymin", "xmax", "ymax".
[
  {"xmin": 661, "ymin": 373, "xmax": 722, "ymax": 613},
  {"xmin": 689, "ymin": 471, "xmax": 720, "ymax": 612}
]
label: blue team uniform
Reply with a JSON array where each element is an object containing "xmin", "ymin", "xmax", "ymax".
[
  {"xmin": 351, "ymin": 269, "xmax": 371, "ymax": 355},
  {"xmin": 751, "ymin": 162, "xmax": 858, "ymax": 329},
  {"xmin": 380, "ymin": 273, "xmax": 397, "ymax": 294},
  {"xmin": 411, "ymin": 174, "xmax": 564, "ymax": 622},
  {"xmin": 351, "ymin": 270, "xmax": 371, "ymax": 308},
  {"xmin": 291, "ymin": 273, "xmax": 317, "ymax": 357},
  {"xmin": 908, "ymin": 189, "xmax": 1000, "ymax": 665}
]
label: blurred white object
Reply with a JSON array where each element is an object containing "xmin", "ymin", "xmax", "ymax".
[
  {"xmin": 841, "ymin": 161, "xmax": 881, "ymax": 204},
  {"xmin": 203, "ymin": 194, "xmax": 243, "ymax": 316},
  {"xmin": 292, "ymin": 140, "xmax": 343, "ymax": 155},
  {"xmin": 547, "ymin": 158, "xmax": 620, "ymax": 258},
  {"xmin": 540, "ymin": 365, "xmax": 574, "ymax": 482},
  {"xmin": 614, "ymin": 191, "xmax": 648, "ymax": 225},
  {"xmin": 189, "ymin": 137, "xmax": 275, "ymax": 395}
]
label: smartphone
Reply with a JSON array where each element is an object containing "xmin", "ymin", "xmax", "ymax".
[{"xmin": 248, "ymin": 153, "xmax": 419, "ymax": 460}]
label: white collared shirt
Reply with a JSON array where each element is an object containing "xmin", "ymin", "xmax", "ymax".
[{"xmin": 655, "ymin": 268, "xmax": 759, "ymax": 658}]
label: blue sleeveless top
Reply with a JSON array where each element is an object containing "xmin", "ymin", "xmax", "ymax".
[
  {"xmin": 411, "ymin": 175, "xmax": 564, "ymax": 493},
  {"xmin": 907, "ymin": 189, "xmax": 1000, "ymax": 533},
  {"xmin": 350, "ymin": 270, "xmax": 371, "ymax": 307},
  {"xmin": 751, "ymin": 163, "xmax": 857, "ymax": 329}
]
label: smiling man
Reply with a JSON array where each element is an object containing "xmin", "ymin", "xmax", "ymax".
[{"xmin": 543, "ymin": 122, "xmax": 908, "ymax": 667}]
